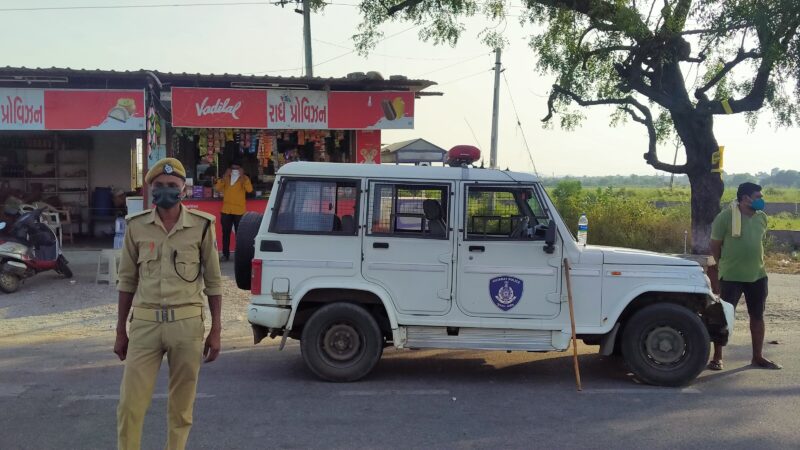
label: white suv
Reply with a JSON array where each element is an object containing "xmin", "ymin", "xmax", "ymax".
[{"xmin": 235, "ymin": 162, "xmax": 733, "ymax": 386}]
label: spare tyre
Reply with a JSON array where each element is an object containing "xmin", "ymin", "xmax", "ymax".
[{"xmin": 234, "ymin": 212, "xmax": 263, "ymax": 290}]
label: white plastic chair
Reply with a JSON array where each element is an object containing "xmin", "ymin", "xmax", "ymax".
[{"xmin": 41, "ymin": 210, "xmax": 63, "ymax": 247}]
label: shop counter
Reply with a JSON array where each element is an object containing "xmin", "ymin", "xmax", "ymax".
[{"xmin": 183, "ymin": 198, "xmax": 269, "ymax": 252}]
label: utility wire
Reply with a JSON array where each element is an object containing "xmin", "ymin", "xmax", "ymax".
[
  {"xmin": 0, "ymin": 2, "xmax": 270, "ymax": 12},
  {"xmin": 502, "ymin": 71, "xmax": 539, "ymax": 176},
  {"xmin": 418, "ymin": 53, "xmax": 492, "ymax": 76},
  {"xmin": 439, "ymin": 69, "xmax": 490, "ymax": 85},
  {"xmin": 0, "ymin": 1, "xmax": 529, "ymax": 12}
]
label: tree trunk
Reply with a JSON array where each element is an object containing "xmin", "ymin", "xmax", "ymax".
[
  {"xmin": 671, "ymin": 111, "xmax": 724, "ymax": 255},
  {"xmin": 688, "ymin": 171, "xmax": 724, "ymax": 254}
]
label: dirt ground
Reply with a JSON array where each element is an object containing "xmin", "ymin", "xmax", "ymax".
[{"xmin": 1, "ymin": 250, "xmax": 797, "ymax": 345}]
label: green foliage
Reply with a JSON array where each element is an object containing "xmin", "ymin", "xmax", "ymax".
[
  {"xmin": 548, "ymin": 180, "xmax": 799, "ymax": 252},
  {"xmin": 550, "ymin": 180, "xmax": 692, "ymax": 253}
]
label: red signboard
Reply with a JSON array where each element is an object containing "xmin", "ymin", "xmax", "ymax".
[
  {"xmin": 171, "ymin": 87, "xmax": 268, "ymax": 129},
  {"xmin": 355, "ymin": 130, "xmax": 381, "ymax": 164},
  {"xmin": 329, "ymin": 91, "xmax": 414, "ymax": 130},
  {"xmin": 45, "ymin": 90, "xmax": 145, "ymax": 130},
  {"xmin": 170, "ymin": 88, "xmax": 415, "ymax": 130},
  {"xmin": 0, "ymin": 88, "xmax": 145, "ymax": 130}
]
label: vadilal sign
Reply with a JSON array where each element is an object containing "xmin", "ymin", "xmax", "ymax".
[
  {"xmin": 170, "ymin": 87, "xmax": 414, "ymax": 130},
  {"xmin": 0, "ymin": 88, "xmax": 145, "ymax": 131}
]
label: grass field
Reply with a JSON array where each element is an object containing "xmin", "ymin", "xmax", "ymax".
[{"xmin": 549, "ymin": 186, "xmax": 800, "ymax": 203}]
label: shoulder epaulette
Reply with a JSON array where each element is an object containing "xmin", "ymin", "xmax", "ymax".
[
  {"xmin": 187, "ymin": 208, "xmax": 216, "ymax": 223},
  {"xmin": 125, "ymin": 209, "xmax": 151, "ymax": 222}
]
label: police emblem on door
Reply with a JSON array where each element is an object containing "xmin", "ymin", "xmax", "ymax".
[{"xmin": 489, "ymin": 276, "xmax": 523, "ymax": 311}]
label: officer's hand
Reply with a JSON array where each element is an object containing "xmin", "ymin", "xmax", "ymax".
[
  {"xmin": 204, "ymin": 328, "xmax": 221, "ymax": 363},
  {"xmin": 114, "ymin": 332, "xmax": 129, "ymax": 361}
]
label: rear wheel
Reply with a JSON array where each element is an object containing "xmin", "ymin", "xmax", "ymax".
[
  {"xmin": 234, "ymin": 212, "xmax": 262, "ymax": 290},
  {"xmin": 300, "ymin": 303, "xmax": 383, "ymax": 382},
  {"xmin": 0, "ymin": 271, "xmax": 20, "ymax": 294},
  {"xmin": 622, "ymin": 303, "xmax": 709, "ymax": 387},
  {"xmin": 56, "ymin": 255, "xmax": 72, "ymax": 278}
]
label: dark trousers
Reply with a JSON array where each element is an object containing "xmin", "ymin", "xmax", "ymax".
[{"xmin": 220, "ymin": 213, "xmax": 242, "ymax": 257}]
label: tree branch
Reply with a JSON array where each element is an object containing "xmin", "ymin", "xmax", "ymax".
[
  {"xmin": 386, "ymin": 0, "xmax": 424, "ymax": 16},
  {"xmin": 581, "ymin": 45, "xmax": 635, "ymax": 68},
  {"xmin": 694, "ymin": 49, "xmax": 762, "ymax": 100},
  {"xmin": 541, "ymin": 84, "xmax": 687, "ymax": 174}
]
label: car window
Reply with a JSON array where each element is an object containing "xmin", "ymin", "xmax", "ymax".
[
  {"xmin": 272, "ymin": 178, "xmax": 359, "ymax": 234},
  {"xmin": 368, "ymin": 183, "xmax": 449, "ymax": 238},
  {"xmin": 466, "ymin": 187, "xmax": 541, "ymax": 240}
]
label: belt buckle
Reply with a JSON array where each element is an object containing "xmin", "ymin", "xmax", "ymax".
[{"xmin": 157, "ymin": 308, "xmax": 175, "ymax": 323}]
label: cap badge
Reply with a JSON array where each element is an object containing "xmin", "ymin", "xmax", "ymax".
[{"xmin": 164, "ymin": 164, "xmax": 174, "ymax": 174}]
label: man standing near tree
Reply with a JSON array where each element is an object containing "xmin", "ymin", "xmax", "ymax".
[{"xmin": 707, "ymin": 182, "xmax": 781, "ymax": 371}]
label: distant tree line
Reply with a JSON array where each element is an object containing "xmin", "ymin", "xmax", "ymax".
[{"xmin": 542, "ymin": 168, "xmax": 800, "ymax": 188}]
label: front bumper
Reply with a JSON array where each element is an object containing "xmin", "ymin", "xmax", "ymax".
[{"xmin": 704, "ymin": 294, "xmax": 735, "ymax": 345}]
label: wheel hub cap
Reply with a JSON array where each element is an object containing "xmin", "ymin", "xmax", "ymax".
[
  {"xmin": 645, "ymin": 326, "xmax": 686, "ymax": 365},
  {"xmin": 323, "ymin": 324, "xmax": 360, "ymax": 361}
]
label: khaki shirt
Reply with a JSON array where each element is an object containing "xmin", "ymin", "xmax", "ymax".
[{"xmin": 117, "ymin": 205, "xmax": 223, "ymax": 308}]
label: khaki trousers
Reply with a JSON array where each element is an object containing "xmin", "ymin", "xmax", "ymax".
[{"xmin": 117, "ymin": 316, "xmax": 204, "ymax": 450}]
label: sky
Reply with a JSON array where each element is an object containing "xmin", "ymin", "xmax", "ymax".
[{"xmin": 1, "ymin": 0, "xmax": 799, "ymax": 176}]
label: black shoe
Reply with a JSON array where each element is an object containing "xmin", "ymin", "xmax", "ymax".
[{"xmin": 223, "ymin": 254, "xmax": 230, "ymax": 262}]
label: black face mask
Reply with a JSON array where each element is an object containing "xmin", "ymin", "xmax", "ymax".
[{"xmin": 152, "ymin": 186, "xmax": 183, "ymax": 209}]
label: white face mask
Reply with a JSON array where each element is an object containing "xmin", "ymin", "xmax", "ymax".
[{"xmin": 230, "ymin": 169, "xmax": 241, "ymax": 185}]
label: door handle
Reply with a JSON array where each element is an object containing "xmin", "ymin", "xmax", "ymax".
[
  {"xmin": 469, "ymin": 246, "xmax": 485, "ymax": 252},
  {"xmin": 373, "ymin": 242, "xmax": 389, "ymax": 249}
]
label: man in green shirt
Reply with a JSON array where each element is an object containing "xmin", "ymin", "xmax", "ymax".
[{"xmin": 708, "ymin": 182, "xmax": 781, "ymax": 371}]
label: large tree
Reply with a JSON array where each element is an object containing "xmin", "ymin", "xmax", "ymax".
[{"xmin": 352, "ymin": 0, "xmax": 800, "ymax": 253}]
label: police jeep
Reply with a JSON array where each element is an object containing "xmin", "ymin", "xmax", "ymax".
[{"xmin": 234, "ymin": 153, "xmax": 733, "ymax": 387}]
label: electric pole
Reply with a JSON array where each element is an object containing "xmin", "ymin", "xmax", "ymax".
[
  {"xmin": 490, "ymin": 49, "xmax": 502, "ymax": 169},
  {"xmin": 302, "ymin": 0, "xmax": 313, "ymax": 77}
]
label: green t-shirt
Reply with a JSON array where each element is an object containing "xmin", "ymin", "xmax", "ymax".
[{"xmin": 711, "ymin": 207, "xmax": 768, "ymax": 282}]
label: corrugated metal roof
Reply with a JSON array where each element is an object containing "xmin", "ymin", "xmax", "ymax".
[{"xmin": 0, "ymin": 66, "xmax": 436, "ymax": 92}]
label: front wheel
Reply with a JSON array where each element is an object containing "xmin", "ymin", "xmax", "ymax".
[
  {"xmin": 300, "ymin": 303, "xmax": 383, "ymax": 382},
  {"xmin": 621, "ymin": 303, "xmax": 710, "ymax": 387},
  {"xmin": 0, "ymin": 271, "xmax": 21, "ymax": 294},
  {"xmin": 56, "ymin": 255, "xmax": 72, "ymax": 279}
]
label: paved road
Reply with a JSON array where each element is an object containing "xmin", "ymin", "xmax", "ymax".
[{"xmin": 0, "ymin": 253, "xmax": 797, "ymax": 449}]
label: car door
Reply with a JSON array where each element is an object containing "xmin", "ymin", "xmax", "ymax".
[
  {"xmin": 362, "ymin": 181, "xmax": 455, "ymax": 315},
  {"xmin": 455, "ymin": 184, "xmax": 562, "ymax": 319}
]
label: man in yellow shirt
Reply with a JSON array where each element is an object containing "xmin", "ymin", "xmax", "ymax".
[
  {"xmin": 114, "ymin": 158, "xmax": 222, "ymax": 450},
  {"xmin": 214, "ymin": 161, "xmax": 253, "ymax": 261}
]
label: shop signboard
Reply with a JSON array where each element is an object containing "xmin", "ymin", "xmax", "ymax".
[
  {"xmin": 1, "ymin": 88, "xmax": 145, "ymax": 131},
  {"xmin": 0, "ymin": 88, "xmax": 45, "ymax": 130},
  {"xmin": 267, "ymin": 89, "xmax": 328, "ymax": 129},
  {"xmin": 329, "ymin": 91, "xmax": 414, "ymax": 130},
  {"xmin": 355, "ymin": 130, "xmax": 381, "ymax": 164},
  {"xmin": 44, "ymin": 89, "xmax": 145, "ymax": 130},
  {"xmin": 171, "ymin": 87, "xmax": 268, "ymax": 129},
  {"xmin": 170, "ymin": 88, "xmax": 415, "ymax": 130}
]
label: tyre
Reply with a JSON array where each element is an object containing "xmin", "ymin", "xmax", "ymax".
[
  {"xmin": 56, "ymin": 255, "xmax": 73, "ymax": 279},
  {"xmin": 0, "ymin": 271, "xmax": 20, "ymax": 294},
  {"xmin": 621, "ymin": 303, "xmax": 710, "ymax": 387},
  {"xmin": 234, "ymin": 212, "xmax": 262, "ymax": 290},
  {"xmin": 300, "ymin": 303, "xmax": 383, "ymax": 382}
]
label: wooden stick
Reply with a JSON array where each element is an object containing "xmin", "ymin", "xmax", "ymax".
[{"xmin": 563, "ymin": 258, "xmax": 582, "ymax": 391}]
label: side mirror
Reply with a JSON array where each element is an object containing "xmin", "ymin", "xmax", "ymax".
[{"xmin": 543, "ymin": 220, "xmax": 556, "ymax": 254}]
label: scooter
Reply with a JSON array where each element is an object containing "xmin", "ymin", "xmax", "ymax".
[{"xmin": 0, "ymin": 207, "xmax": 72, "ymax": 294}]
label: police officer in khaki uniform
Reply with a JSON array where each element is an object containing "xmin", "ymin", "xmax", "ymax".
[{"xmin": 114, "ymin": 158, "xmax": 222, "ymax": 450}]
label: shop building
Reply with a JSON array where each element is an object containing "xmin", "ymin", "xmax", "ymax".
[{"xmin": 0, "ymin": 67, "xmax": 436, "ymax": 248}]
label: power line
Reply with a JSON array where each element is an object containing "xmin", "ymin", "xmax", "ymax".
[
  {"xmin": 0, "ymin": 2, "xmax": 271, "ymax": 12},
  {"xmin": 418, "ymin": 52, "xmax": 492, "ymax": 76},
  {"xmin": 502, "ymin": 71, "xmax": 539, "ymax": 176},
  {"xmin": 439, "ymin": 69, "xmax": 491, "ymax": 85},
  {"xmin": 244, "ymin": 25, "xmax": 419, "ymax": 75}
]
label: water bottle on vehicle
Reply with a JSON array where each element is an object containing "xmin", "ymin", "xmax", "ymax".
[{"xmin": 577, "ymin": 213, "xmax": 588, "ymax": 245}]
